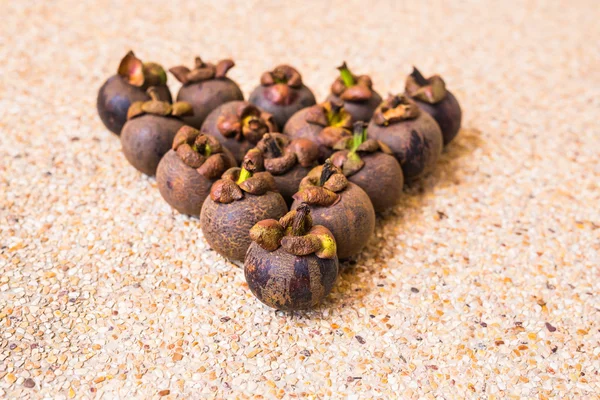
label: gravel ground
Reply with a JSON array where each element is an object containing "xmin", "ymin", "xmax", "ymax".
[{"xmin": 1, "ymin": 0, "xmax": 599, "ymax": 398}]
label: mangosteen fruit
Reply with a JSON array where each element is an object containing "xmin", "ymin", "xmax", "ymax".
[
  {"xmin": 405, "ymin": 67, "xmax": 462, "ymax": 146},
  {"xmin": 283, "ymin": 99, "xmax": 353, "ymax": 162},
  {"xmin": 244, "ymin": 203, "xmax": 339, "ymax": 311},
  {"xmin": 170, "ymin": 56, "xmax": 244, "ymax": 129},
  {"xmin": 97, "ymin": 51, "xmax": 172, "ymax": 135},
  {"xmin": 331, "ymin": 122, "xmax": 403, "ymax": 213},
  {"xmin": 201, "ymin": 101, "xmax": 277, "ymax": 164},
  {"xmin": 367, "ymin": 94, "xmax": 443, "ymax": 181},
  {"xmin": 253, "ymin": 133, "xmax": 319, "ymax": 205},
  {"xmin": 120, "ymin": 88, "xmax": 193, "ymax": 176},
  {"xmin": 325, "ymin": 62, "xmax": 382, "ymax": 122},
  {"xmin": 156, "ymin": 126, "xmax": 237, "ymax": 216},
  {"xmin": 200, "ymin": 155, "xmax": 288, "ymax": 262},
  {"xmin": 249, "ymin": 65, "xmax": 316, "ymax": 129},
  {"xmin": 291, "ymin": 160, "xmax": 375, "ymax": 260}
]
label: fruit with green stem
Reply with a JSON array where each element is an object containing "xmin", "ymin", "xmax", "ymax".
[
  {"xmin": 325, "ymin": 62, "xmax": 382, "ymax": 122},
  {"xmin": 283, "ymin": 99, "xmax": 353, "ymax": 162},
  {"xmin": 331, "ymin": 122, "xmax": 403, "ymax": 213}
]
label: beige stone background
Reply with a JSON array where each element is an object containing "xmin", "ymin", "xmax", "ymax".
[{"xmin": 1, "ymin": 0, "xmax": 599, "ymax": 398}]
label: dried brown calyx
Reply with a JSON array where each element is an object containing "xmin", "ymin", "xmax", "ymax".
[
  {"xmin": 249, "ymin": 203, "xmax": 337, "ymax": 259},
  {"xmin": 372, "ymin": 94, "xmax": 421, "ymax": 127},
  {"xmin": 330, "ymin": 62, "xmax": 374, "ymax": 101},
  {"xmin": 169, "ymin": 56, "xmax": 235, "ymax": 85},
  {"xmin": 293, "ymin": 159, "xmax": 348, "ymax": 206},
  {"xmin": 127, "ymin": 88, "xmax": 193, "ymax": 120},
  {"xmin": 171, "ymin": 126, "xmax": 231, "ymax": 179},
  {"xmin": 209, "ymin": 153, "xmax": 276, "ymax": 204},
  {"xmin": 255, "ymin": 133, "xmax": 319, "ymax": 176},
  {"xmin": 331, "ymin": 122, "xmax": 393, "ymax": 176},
  {"xmin": 259, "ymin": 65, "xmax": 303, "ymax": 105},
  {"xmin": 405, "ymin": 67, "xmax": 447, "ymax": 104},
  {"xmin": 117, "ymin": 51, "xmax": 167, "ymax": 88},
  {"xmin": 304, "ymin": 99, "xmax": 353, "ymax": 147},
  {"xmin": 217, "ymin": 103, "xmax": 276, "ymax": 144}
]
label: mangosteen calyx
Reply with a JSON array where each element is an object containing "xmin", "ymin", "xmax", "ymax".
[
  {"xmin": 405, "ymin": 67, "xmax": 447, "ymax": 104},
  {"xmin": 330, "ymin": 62, "xmax": 374, "ymax": 102},
  {"xmin": 171, "ymin": 126, "xmax": 230, "ymax": 179},
  {"xmin": 303, "ymin": 100, "xmax": 353, "ymax": 147},
  {"xmin": 169, "ymin": 56, "xmax": 235, "ymax": 85},
  {"xmin": 117, "ymin": 50, "xmax": 167, "ymax": 89},
  {"xmin": 210, "ymin": 154, "xmax": 276, "ymax": 204},
  {"xmin": 258, "ymin": 65, "xmax": 303, "ymax": 106},
  {"xmin": 331, "ymin": 121, "xmax": 393, "ymax": 176},
  {"xmin": 372, "ymin": 94, "xmax": 421, "ymax": 127},
  {"xmin": 216, "ymin": 103, "xmax": 275, "ymax": 143},
  {"xmin": 293, "ymin": 159, "xmax": 347, "ymax": 206},
  {"xmin": 127, "ymin": 88, "xmax": 193, "ymax": 120},
  {"xmin": 249, "ymin": 204, "xmax": 337, "ymax": 259}
]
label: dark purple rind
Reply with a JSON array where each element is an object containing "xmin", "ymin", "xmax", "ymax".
[
  {"xmin": 200, "ymin": 191, "xmax": 288, "ymax": 262},
  {"xmin": 120, "ymin": 115, "xmax": 185, "ymax": 176},
  {"xmin": 244, "ymin": 243, "xmax": 338, "ymax": 311},
  {"xmin": 97, "ymin": 75, "xmax": 171, "ymax": 135},
  {"xmin": 367, "ymin": 112, "xmax": 442, "ymax": 181},
  {"xmin": 291, "ymin": 182, "xmax": 375, "ymax": 260},
  {"xmin": 177, "ymin": 78, "xmax": 244, "ymax": 129},
  {"xmin": 249, "ymin": 85, "xmax": 316, "ymax": 130}
]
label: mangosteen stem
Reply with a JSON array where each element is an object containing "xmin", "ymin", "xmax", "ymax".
[
  {"xmin": 237, "ymin": 159, "xmax": 255, "ymax": 184},
  {"xmin": 147, "ymin": 87, "xmax": 160, "ymax": 101},
  {"xmin": 351, "ymin": 121, "xmax": 368, "ymax": 152},
  {"xmin": 236, "ymin": 168, "xmax": 252, "ymax": 184},
  {"xmin": 291, "ymin": 204, "xmax": 311, "ymax": 236},
  {"xmin": 326, "ymin": 100, "xmax": 344, "ymax": 127},
  {"xmin": 262, "ymin": 134, "xmax": 282, "ymax": 158},
  {"xmin": 338, "ymin": 62, "xmax": 355, "ymax": 88},
  {"xmin": 411, "ymin": 67, "xmax": 428, "ymax": 86},
  {"xmin": 319, "ymin": 159, "xmax": 336, "ymax": 187}
]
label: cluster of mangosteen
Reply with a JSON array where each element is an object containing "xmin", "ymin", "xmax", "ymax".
[{"xmin": 97, "ymin": 51, "xmax": 462, "ymax": 311}]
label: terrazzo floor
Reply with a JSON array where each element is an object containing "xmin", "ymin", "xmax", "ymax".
[{"xmin": 1, "ymin": 0, "xmax": 599, "ymax": 398}]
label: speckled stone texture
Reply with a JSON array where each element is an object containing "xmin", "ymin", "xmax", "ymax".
[{"xmin": 1, "ymin": 1, "xmax": 599, "ymax": 399}]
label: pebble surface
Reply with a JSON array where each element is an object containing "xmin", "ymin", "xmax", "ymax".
[{"xmin": 1, "ymin": 0, "xmax": 599, "ymax": 398}]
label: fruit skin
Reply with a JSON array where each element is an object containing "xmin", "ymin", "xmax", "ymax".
[
  {"xmin": 249, "ymin": 85, "xmax": 316, "ymax": 129},
  {"xmin": 292, "ymin": 182, "xmax": 375, "ymax": 260},
  {"xmin": 120, "ymin": 115, "xmax": 185, "ymax": 176},
  {"xmin": 326, "ymin": 91, "xmax": 382, "ymax": 123},
  {"xmin": 334, "ymin": 151, "xmax": 403, "ymax": 213},
  {"xmin": 177, "ymin": 78, "xmax": 244, "ymax": 129},
  {"xmin": 200, "ymin": 192, "xmax": 288, "ymax": 262},
  {"xmin": 97, "ymin": 75, "xmax": 171, "ymax": 135},
  {"xmin": 272, "ymin": 164, "xmax": 312, "ymax": 206},
  {"xmin": 244, "ymin": 243, "xmax": 338, "ymax": 311},
  {"xmin": 410, "ymin": 90, "xmax": 462, "ymax": 146},
  {"xmin": 201, "ymin": 101, "xmax": 277, "ymax": 163},
  {"xmin": 156, "ymin": 148, "xmax": 237, "ymax": 216},
  {"xmin": 367, "ymin": 112, "xmax": 442, "ymax": 181}
]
